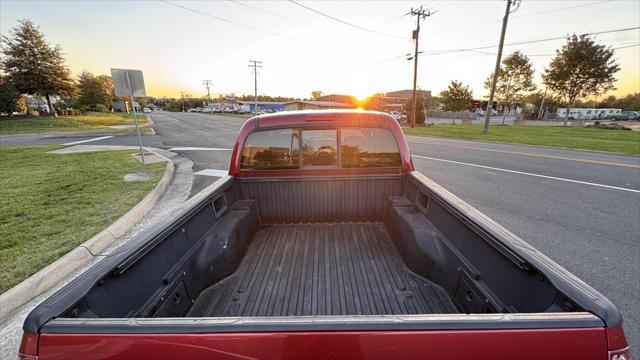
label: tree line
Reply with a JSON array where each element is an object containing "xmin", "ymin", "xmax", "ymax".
[
  {"xmin": 0, "ymin": 20, "xmax": 137, "ymax": 116},
  {"xmin": 406, "ymin": 34, "xmax": 626, "ymax": 124}
]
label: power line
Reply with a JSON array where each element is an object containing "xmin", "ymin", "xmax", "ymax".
[
  {"xmin": 421, "ymin": 26, "xmax": 640, "ymax": 57},
  {"xmin": 287, "ymin": 0, "xmax": 407, "ymax": 40},
  {"xmin": 512, "ymin": 0, "xmax": 611, "ymax": 19},
  {"xmin": 229, "ymin": 0, "xmax": 312, "ymax": 28},
  {"xmin": 468, "ymin": 42, "xmax": 640, "ymax": 57},
  {"xmin": 162, "ymin": 0, "xmax": 304, "ymax": 42},
  {"xmin": 370, "ymin": 26, "xmax": 639, "ymax": 66},
  {"xmin": 446, "ymin": 0, "xmax": 613, "ymax": 35}
]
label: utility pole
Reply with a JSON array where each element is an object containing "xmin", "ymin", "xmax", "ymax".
[
  {"xmin": 537, "ymin": 88, "xmax": 547, "ymax": 120},
  {"xmin": 483, "ymin": 0, "xmax": 520, "ymax": 134},
  {"xmin": 180, "ymin": 91, "xmax": 186, "ymax": 112},
  {"xmin": 202, "ymin": 80, "xmax": 212, "ymax": 104},
  {"xmin": 408, "ymin": 6, "xmax": 435, "ymax": 128},
  {"xmin": 248, "ymin": 60, "xmax": 262, "ymax": 113}
]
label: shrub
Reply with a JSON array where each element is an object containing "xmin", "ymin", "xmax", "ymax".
[
  {"xmin": 27, "ymin": 110, "xmax": 40, "ymax": 117},
  {"xmin": 94, "ymin": 104, "xmax": 108, "ymax": 113}
]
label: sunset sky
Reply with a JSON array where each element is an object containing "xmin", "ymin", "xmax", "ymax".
[{"xmin": 1, "ymin": 0, "xmax": 639, "ymax": 100}]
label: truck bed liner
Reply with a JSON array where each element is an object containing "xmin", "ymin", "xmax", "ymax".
[{"xmin": 188, "ymin": 222, "xmax": 458, "ymax": 317}]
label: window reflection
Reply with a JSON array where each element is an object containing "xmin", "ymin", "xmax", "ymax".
[
  {"xmin": 240, "ymin": 129, "xmax": 299, "ymax": 170},
  {"xmin": 302, "ymin": 129, "xmax": 337, "ymax": 167},
  {"xmin": 341, "ymin": 128, "xmax": 401, "ymax": 168}
]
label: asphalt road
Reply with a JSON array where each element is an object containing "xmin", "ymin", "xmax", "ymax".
[{"xmin": 2, "ymin": 111, "xmax": 639, "ymax": 351}]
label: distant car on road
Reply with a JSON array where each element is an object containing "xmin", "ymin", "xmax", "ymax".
[{"xmin": 143, "ymin": 107, "xmax": 151, "ymax": 113}]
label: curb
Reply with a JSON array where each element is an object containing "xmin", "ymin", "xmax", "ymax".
[{"xmin": 0, "ymin": 148, "xmax": 175, "ymax": 320}]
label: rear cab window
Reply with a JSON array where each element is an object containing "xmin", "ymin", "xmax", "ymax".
[{"xmin": 240, "ymin": 126, "xmax": 401, "ymax": 171}]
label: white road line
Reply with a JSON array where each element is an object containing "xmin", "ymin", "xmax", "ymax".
[
  {"xmin": 62, "ymin": 136, "xmax": 113, "ymax": 145},
  {"xmin": 194, "ymin": 169, "xmax": 229, "ymax": 177},
  {"xmin": 169, "ymin": 147, "xmax": 232, "ymax": 151},
  {"xmin": 412, "ymin": 154, "xmax": 640, "ymax": 194}
]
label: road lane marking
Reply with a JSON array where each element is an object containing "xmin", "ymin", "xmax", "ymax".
[
  {"xmin": 62, "ymin": 136, "xmax": 113, "ymax": 145},
  {"xmin": 194, "ymin": 169, "xmax": 228, "ymax": 177},
  {"xmin": 408, "ymin": 139, "xmax": 640, "ymax": 169},
  {"xmin": 412, "ymin": 154, "xmax": 640, "ymax": 193},
  {"xmin": 169, "ymin": 147, "xmax": 232, "ymax": 151}
]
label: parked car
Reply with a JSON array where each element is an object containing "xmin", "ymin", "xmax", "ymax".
[
  {"xmin": 389, "ymin": 110, "xmax": 406, "ymax": 122},
  {"xmin": 20, "ymin": 110, "xmax": 630, "ymax": 360},
  {"xmin": 477, "ymin": 108, "xmax": 497, "ymax": 116},
  {"xmin": 142, "ymin": 107, "xmax": 151, "ymax": 113},
  {"xmin": 607, "ymin": 111, "xmax": 640, "ymax": 121}
]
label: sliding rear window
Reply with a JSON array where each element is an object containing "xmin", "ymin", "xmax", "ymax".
[{"xmin": 240, "ymin": 127, "xmax": 401, "ymax": 171}]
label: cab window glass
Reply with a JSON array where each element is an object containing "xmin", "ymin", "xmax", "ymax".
[
  {"xmin": 302, "ymin": 129, "xmax": 337, "ymax": 167},
  {"xmin": 240, "ymin": 129, "xmax": 299, "ymax": 170},
  {"xmin": 340, "ymin": 127, "xmax": 401, "ymax": 168}
]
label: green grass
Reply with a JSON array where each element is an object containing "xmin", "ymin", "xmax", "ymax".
[
  {"xmin": 403, "ymin": 124, "xmax": 640, "ymax": 155},
  {"xmin": 0, "ymin": 146, "xmax": 165, "ymax": 293},
  {"xmin": 0, "ymin": 112, "xmax": 149, "ymax": 135},
  {"xmin": 215, "ymin": 113, "xmax": 252, "ymax": 120}
]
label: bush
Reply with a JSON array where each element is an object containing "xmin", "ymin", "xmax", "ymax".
[
  {"xmin": 27, "ymin": 110, "xmax": 40, "ymax": 117},
  {"xmin": 72, "ymin": 109, "xmax": 82, "ymax": 115},
  {"xmin": 57, "ymin": 109, "xmax": 67, "ymax": 116},
  {"xmin": 94, "ymin": 104, "xmax": 108, "ymax": 113}
]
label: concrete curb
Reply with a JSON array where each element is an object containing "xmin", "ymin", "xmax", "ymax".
[{"xmin": 0, "ymin": 148, "xmax": 175, "ymax": 320}]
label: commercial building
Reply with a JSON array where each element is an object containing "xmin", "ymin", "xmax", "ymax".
[{"xmin": 284, "ymin": 100, "xmax": 357, "ymax": 111}]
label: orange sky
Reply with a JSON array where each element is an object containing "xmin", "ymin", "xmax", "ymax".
[{"xmin": 1, "ymin": 0, "xmax": 638, "ymax": 99}]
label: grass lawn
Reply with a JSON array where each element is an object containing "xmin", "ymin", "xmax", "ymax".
[
  {"xmin": 0, "ymin": 112, "xmax": 149, "ymax": 135},
  {"xmin": 0, "ymin": 146, "xmax": 166, "ymax": 293},
  {"xmin": 216, "ymin": 113, "xmax": 252, "ymax": 120},
  {"xmin": 403, "ymin": 124, "xmax": 640, "ymax": 156}
]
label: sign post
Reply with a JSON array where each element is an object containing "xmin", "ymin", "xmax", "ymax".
[{"xmin": 111, "ymin": 68, "xmax": 147, "ymax": 164}]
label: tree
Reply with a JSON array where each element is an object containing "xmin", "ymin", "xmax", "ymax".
[
  {"xmin": 77, "ymin": 71, "xmax": 113, "ymax": 111},
  {"xmin": 542, "ymin": 34, "xmax": 620, "ymax": 125},
  {"xmin": 403, "ymin": 91, "xmax": 430, "ymax": 124},
  {"xmin": 311, "ymin": 90, "xmax": 323, "ymax": 99},
  {"xmin": 439, "ymin": 80, "xmax": 473, "ymax": 112},
  {"xmin": 612, "ymin": 93, "xmax": 640, "ymax": 110},
  {"xmin": 484, "ymin": 51, "xmax": 536, "ymax": 122},
  {"xmin": 0, "ymin": 20, "xmax": 75, "ymax": 117},
  {"xmin": 0, "ymin": 76, "xmax": 21, "ymax": 115}
]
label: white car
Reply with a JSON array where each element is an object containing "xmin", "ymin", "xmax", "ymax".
[{"xmin": 143, "ymin": 107, "xmax": 151, "ymax": 113}]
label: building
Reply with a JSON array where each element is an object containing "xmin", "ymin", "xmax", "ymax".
[
  {"xmin": 368, "ymin": 90, "xmax": 432, "ymax": 113},
  {"xmin": 385, "ymin": 89, "xmax": 431, "ymax": 100},
  {"xmin": 284, "ymin": 100, "xmax": 357, "ymax": 111},
  {"xmin": 314, "ymin": 94, "xmax": 357, "ymax": 105}
]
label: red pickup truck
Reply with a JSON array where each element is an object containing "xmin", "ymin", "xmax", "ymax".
[{"xmin": 20, "ymin": 110, "xmax": 630, "ymax": 359}]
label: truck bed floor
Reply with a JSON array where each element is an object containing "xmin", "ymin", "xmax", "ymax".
[{"xmin": 189, "ymin": 222, "xmax": 458, "ymax": 317}]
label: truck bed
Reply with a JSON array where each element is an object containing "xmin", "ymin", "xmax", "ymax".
[{"xmin": 188, "ymin": 222, "xmax": 458, "ymax": 317}]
